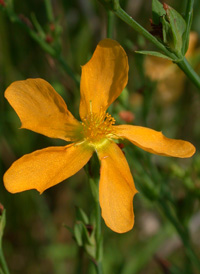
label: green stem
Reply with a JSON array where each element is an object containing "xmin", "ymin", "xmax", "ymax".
[
  {"xmin": 177, "ymin": 57, "xmax": 200, "ymax": 89},
  {"xmin": 57, "ymin": 55, "xmax": 80, "ymax": 86},
  {"xmin": 182, "ymin": 0, "xmax": 194, "ymax": 54},
  {"xmin": 0, "ymin": 7, "xmax": 80, "ymax": 86},
  {"xmin": 133, "ymin": 158, "xmax": 200, "ymax": 269},
  {"xmin": 111, "ymin": 6, "xmax": 200, "ymax": 89},
  {"xmin": 44, "ymin": 0, "xmax": 54, "ymax": 22},
  {"xmin": 87, "ymin": 162, "xmax": 103, "ymax": 274},
  {"xmin": 158, "ymin": 200, "xmax": 200, "ymax": 270},
  {"xmin": 94, "ymin": 200, "xmax": 103, "ymax": 274},
  {"xmin": 0, "ymin": 242, "xmax": 9, "ymax": 274},
  {"xmin": 107, "ymin": 10, "xmax": 114, "ymax": 39},
  {"xmin": 114, "ymin": 7, "xmax": 176, "ymax": 60}
]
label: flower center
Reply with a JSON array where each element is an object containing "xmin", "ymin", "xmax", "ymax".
[{"xmin": 81, "ymin": 111, "xmax": 115, "ymax": 144}]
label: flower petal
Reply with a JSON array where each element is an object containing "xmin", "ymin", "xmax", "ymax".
[
  {"xmin": 3, "ymin": 144, "xmax": 94, "ymax": 194},
  {"xmin": 79, "ymin": 39, "xmax": 128, "ymax": 120},
  {"xmin": 114, "ymin": 125, "xmax": 196, "ymax": 158},
  {"xmin": 97, "ymin": 141, "xmax": 137, "ymax": 233},
  {"xmin": 5, "ymin": 79, "xmax": 81, "ymax": 141}
]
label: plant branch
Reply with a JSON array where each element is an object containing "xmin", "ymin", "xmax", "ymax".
[
  {"xmin": 158, "ymin": 199, "xmax": 200, "ymax": 270},
  {"xmin": 0, "ymin": 6, "xmax": 80, "ymax": 86},
  {"xmin": 98, "ymin": 1, "xmax": 200, "ymax": 89},
  {"xmin": 44, "ymin": 0, "xmax": 54, "ymax": 22},
  {"xmin": 114, "ymin": 7, "xmax": 177, "ymax": 60},
  {"xmin": 177, "ymin": 57, "xmax": 200, "ymax": 89},
  {"xmin": 107, "ymin": 10, "xmax": 114, "ymax": 38},
  {"xmin": 94, "ymin": 200, "xmax": 103, "ymax": 274},
  {"xmin": 0, "ymin": 242, "xmax": 9, "ymax": 274}
]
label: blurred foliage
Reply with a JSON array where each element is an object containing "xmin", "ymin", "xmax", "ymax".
[{"xmin": 0, "ymin": 0, "xmax": 200, "ymax": 273}]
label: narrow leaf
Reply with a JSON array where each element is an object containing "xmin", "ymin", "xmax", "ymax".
[
  {"xmin": 75, "ymin": 207, "xmax": 89, "ymax": 225},
  {"xmin": 152, "ymin": 0, "xmax": 166, "ymax": 25},
  {"xmin": 165, "ymin": 5, "xmax": 186, "ymax": 53},
  {"xmin": 135, "ymin": 50, "xmax": 173, "ymax": 60}
]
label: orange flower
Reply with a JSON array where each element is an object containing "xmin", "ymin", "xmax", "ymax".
[{"xmin": 4, "ymin": 39, "xmax": 195, "ymax": 233}]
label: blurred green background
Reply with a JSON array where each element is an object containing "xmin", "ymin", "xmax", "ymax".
[{"xmin": 0, "ymin": 0, "xmax": 200, "ymax": 273}]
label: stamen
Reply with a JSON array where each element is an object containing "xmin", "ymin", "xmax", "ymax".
[{"xmin": 81, "ymin": 109, "xmax": 115, "ymax": 144}]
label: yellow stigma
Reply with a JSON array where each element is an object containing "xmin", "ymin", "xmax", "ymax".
[{"xmin": 81, "ymin": 110, "xmax": 115, "ymax": 145}]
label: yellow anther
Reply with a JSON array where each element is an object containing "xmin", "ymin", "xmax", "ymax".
[{"xmin": 81, "ymin": 110, "xmax": 115, "ymax": 144}]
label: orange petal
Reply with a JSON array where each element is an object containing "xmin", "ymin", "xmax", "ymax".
[
  {"xmin": 5, "ymin": 79, "xmax": 81, "ymax": 141},
  {"xmin": 97, "ymin": 141, "xmax": 137, "ymax": 233},
  {"xmin": 114, "ymin": 125, "xmax": 196, "ymax": 158},
  {"xmin": 79, "ymin": 39, "xmax": 128, "ymax": 120},
  {"xmin": 3, "ymin": 144, "xmax": 94, "ymax": 194}
]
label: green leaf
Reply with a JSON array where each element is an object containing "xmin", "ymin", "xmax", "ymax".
[
  {"xmin": 63, "ymin": 224, "xmax": 74, "ymax": 234},
  {"xmin": 74, "ymin": 221, "xmax": 94, "ymax": 247},
  {"xmin": 135, "ymin": 50, "xmax": 173, "ymax": 60},
  {"xmin": 89, "ymin": 178, "xmax": 99, "ymax": 203},
  {"xmin": 74, "ymin": 223, "xmax": 84, "ymax": 246},
  {"xmin": 161, "ymin": 15, "xmax": 172, "ymax": 45},
  {"xmin": 152, "ymin": 0, "xmax": 166, "ymax": 25},
  {"xmin": 151, "ymin": 1, "xmax": 186, "ymax": 56},
  {"xmin": 96, "ymin": 235, "xmax": 103, "ymax": 261},
  {"xmin": 75, "ymin": 207, "xmax": 89, "ymax": 225},
  {"xmin": 165, "ymin": 5, "xmax": 186, "ymax": 54},
  {"xmin": 0, "ymin": 208, "xmax": 6, "ymax": 240}
]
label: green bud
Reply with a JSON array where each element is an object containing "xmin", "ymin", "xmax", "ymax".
[
  {"xmin": 163, "ymin": 3, "xmax": 186, "ymax": 55},
  {"xmin": 72, "ymin": 219, "xmax": 97, "ymax": 259},
  {"xmin": 152, "ymin": 0, "xmax": 186, "ymax": 57}
]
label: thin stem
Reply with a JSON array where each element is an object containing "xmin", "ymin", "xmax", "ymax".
[
  {"xmin": 0, "ymin": 7, "xmax": 80, "ymax": 87},
  {"xmin": 182, "ymin": 0, "xmax": 194, "ymax": 54},
  {"xmin": 113, "ymin": 6, "xmax": 200, "ymax": 89},
  {"xmin": 107, "ymin": 10, "xmax": 114, "ymax": 39},
  {"xmin": 133, "ymin": 158, "xmax": 200, "ymax": 270},
  {"xmin": 114, "ymin": 7, "xmax": 177, "ymax": 60},
  {"xmin": 94, "ymin": 201, "xmax": 103, "ymax": 274},
  {"xmin": 57, "ymin": 55, "xmax": 80, "ymax": 86},
  {"xmin": 44, "ymin": 0, "xmax": 54, "ymax": 22},
  {"xmin": 87, "ymin": 162, "xmax": 103, "ymax": 274},
  {"xmin": 158, "ymin": 200, "xmax": 200, "ymax": 270},
  {"xmin": 177, "ymin": 57, "xmax": 200, "ymax": 89},
  {"xmin": 0, "ymin": 242, "xmax": 9, "ymax": 274}
]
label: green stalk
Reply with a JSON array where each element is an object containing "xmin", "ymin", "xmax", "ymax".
[
  {"xmin": 94, "ymin": 200, "xmax": 103, "ymax": 274},
  {"xmin": 177, "ymin": 57, "xmax": 200, "ymax": 89},
  {"xmin": 158, "ymin": 200, "xmax": 200, "ymax": 270},
  {"xmin": 114, "ymin": 7, "xmax": 177, "ymax": 60},
  {"xmin": 132, "ymin": 154, "xmax": 200, "ymax": 270},
  {"xmin": 0, "ymin": 207, "xmax": 9, "ymax": 274},
  {"xmin": 44, "ymin": 0, "xmax": 54, "ymax": 22},
  {"xmin": 107, "ymin": 10, "xmax": 114, "ymax": 39},
  {"xmin": 87, "ymin": 163, "xmax": 103, "ymax": 274},
  {"xmin": 0, "ymin": 7, "xmax": 80, "ymax": 86},
  {"xmin": 182, "ymin": 0, "xmax": 194, "ymax": 54},
  {"xmin": 98, "ymin": 2, "xmax": 200, "ymax": 89},
  {"xmin": 0, "ymin": 243, "xmax": 9, "ymax": 274},
  {"xmin": 57, "ymin": 55, "xmax": 80, "ymax": 86}
]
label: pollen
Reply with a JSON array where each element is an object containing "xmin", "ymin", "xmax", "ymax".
[{"xmin": 81, "ymin": 110, "xmax": 115, "ymax": 144}]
